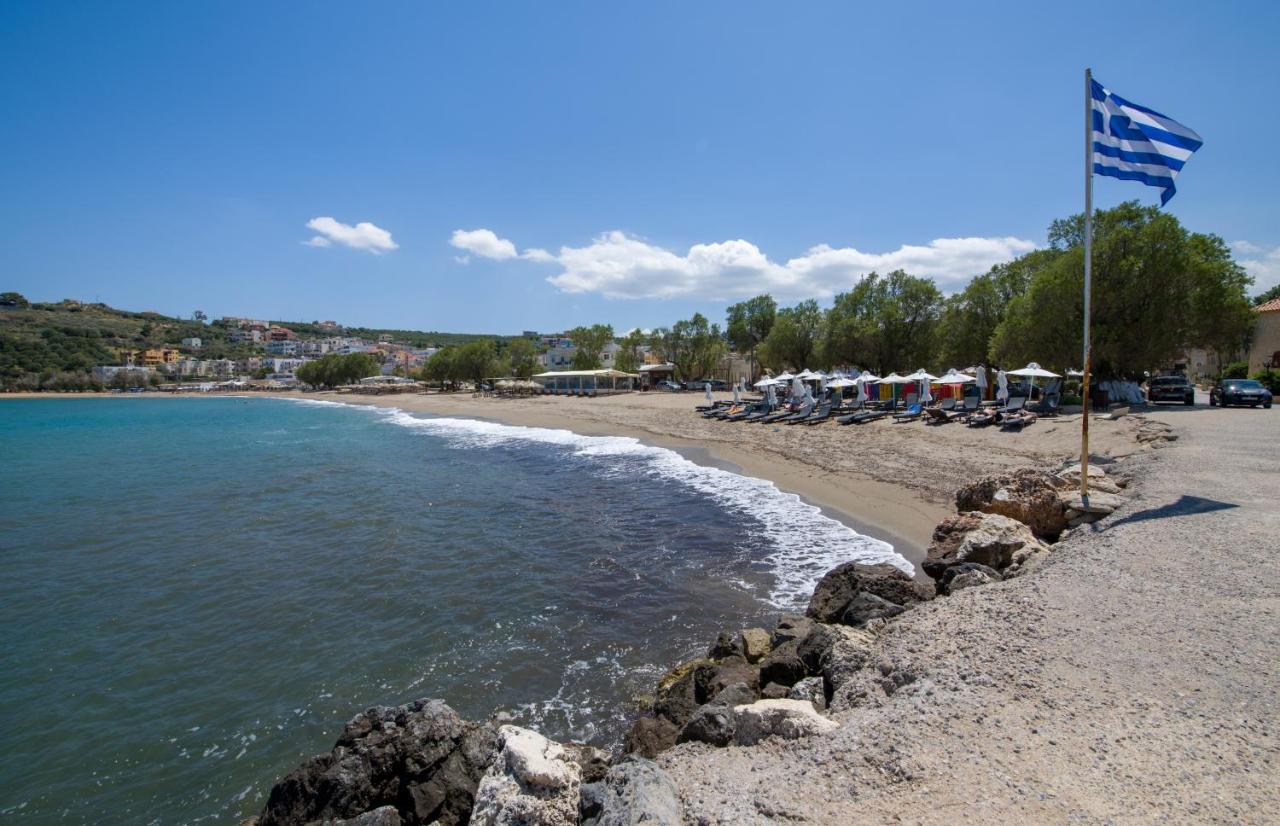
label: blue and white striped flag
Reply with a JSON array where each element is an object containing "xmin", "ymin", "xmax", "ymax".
[{"xmin": 1091, "ymin": 79, "xmax": 1203, "ymax": 205}]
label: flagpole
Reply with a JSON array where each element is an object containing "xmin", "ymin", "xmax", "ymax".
[{"xmin": 1081, "ymin": 68, "xmax": 1093, "ymax": 499}]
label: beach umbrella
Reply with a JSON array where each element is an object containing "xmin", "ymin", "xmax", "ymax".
[
  {"xmin": 976, "ymin": 365, "xmax": 989, "ymax": 400},
  {"xmin": 753, "ymin": 376, "xmax": 777, "ymax": 388},
  {"xmin": 791, "ymin": 376, "xmax": 804, "ymax": 402},
  {"xmin": 996, "ymin": 370, "xmax": 1009, "ymax": 403},
  {"xmin": 906, "ymin": 369, "xmax": 939, "ymax": 406},
  {"xmin": 766, "ymin": 383, "xmax": 777, "ymax": 406},
  {"xmin": 732, "ymin": 384, "xmax": 740, "ymax": 403},
  {"xmin": 775, "ymin": 371, "xmax": 794, "ymax": 382},
  {"xmin": 879, "ymin": 372, "xmax": 913, "ymax": 405},
  {"xmin": 1008, "ymin": 361, "xmax": 1061, "ymax": 401},
  {"xmin": 938, "ymin": 368, "xmax": 976, "ymax": 401},
  {"xmin": 705, "ymin": 382, "xmax": 713, "ymax": 402},
  {"xmin": 1065, "ymin": 368, "xmax": 1083, "ymax": 377}
]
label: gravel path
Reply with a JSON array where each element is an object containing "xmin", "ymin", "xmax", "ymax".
[{"xmin": 658, "ymin": 402, "xmax": 1279, "ymax": 824}]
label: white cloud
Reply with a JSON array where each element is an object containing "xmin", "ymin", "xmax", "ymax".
[
  {"xmin": 1237, "ymin": 243, "xmax": 1280, "ymax": 294},
  {"xmin": 305, "ymin": 217, "xmax": 398, "ymax": 254},
  {"xmin": 450, "ymin": 228, "xmax": 553, "ymax": 263},
  {"xmin": 477, "ymin": 229, "xmax": 1036, "ymax": 300}
]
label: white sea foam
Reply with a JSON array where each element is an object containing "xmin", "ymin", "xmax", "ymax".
[{"xmin": 361, "ymin": 406, "xmax": 911, "ymax": 608}]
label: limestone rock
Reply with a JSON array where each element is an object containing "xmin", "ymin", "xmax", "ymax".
[
  {"xmin": 470, "ymin": 726, "xmax": 580, "ymax": 826},
  {"xmin": 738, "ymin": 628, "xmax": 772, "ymax": 663},
  {"xmin": 652, "ymin": 659, "xmax": 714, "ymax": 729},
  {"xmin": 706, "ymin": 632, "xmax": 743, "ymax": 661},
  {"xmin": 760, "ymin": 682, "xmax": 790, "ymax": 699},
  {"xmin": 924, "ymin": 512, "xmax": 1049, "ymax": 583},
  {"xmin": 1058, "ymin": 490, "xmax": 1125, "ymax": 515},
  {"xmin": 935, "ymin": 562, "xmax": 1002, "ymax": 595},
  {"xmin": 787, "ymin": 676, "xmax": 827, "ymax": 710},
  {"xmin": 955, "ymin": 468, "xmax": 1067, "ymax": 539},
  {"xmin": 257, "ymin": 699, "xmax": 497, "ymax": 826},
  {"xmin": 820, "ymin": 624, "xmax": 878, "ymax": 695},
  {"xmin": 771, "ymin": 614, "xmax": 815, "ymax": 647},
  {"xmin": 758, "ymin": 641, "xmax": 806, "ymax": 688},
  {"xmin": 695, "ymin": 661, "xmax": 759, "ymax": 704},
  {"xmin": 732, "ymin": 699, "xmax": 840, "ymax": 746},
  {"xmin": 677, "ymin": 703, "xmax": 736, "ymax": 747},
  {"xmin": 806, "ymin": 562, "xmax": 933, "ymax": 625},
  {"xmin": 562, "ymin": 743, "xmax": 610, "ymax": 784},
  {"xmin": 322, "ymin": 807, "xmax": 402, "ymax": 826},
  {"xmin": 584, "ymin": 758, "xmax": 680, "ymax": 826}
]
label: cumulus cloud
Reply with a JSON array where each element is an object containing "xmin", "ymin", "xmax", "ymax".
[
  {"xmin": 450, "ymin": 228, "xmax": 553, "ymax": 263},
  {"xmin": 1236, "ymin": 242, "xmax": 1280, "ymax": 294},
  {"xmin": 305, "ymin": 217, "xmax": 398, "ymax": 254},
  {"xmin": 470, "ymin": 229, "xmax": 1036, "ymax": 300}
]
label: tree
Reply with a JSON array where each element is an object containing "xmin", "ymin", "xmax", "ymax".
[
  {"xmin": 759, "ymin": 300, "xmax": 823, "ymax": 371},
  {"xmin": 296, "ymin": 352, "xmax": 380, "ymax": 388},
  {"xmin": 0, "ymin": 292, "xmax": 28, "ymax": 308},
  {"xmin": 455, "ymin": 339, "xmax": 499, "ymax": 386},
  {"xmin": 991, "ymin": 202, "xmax": 1255, "ymax": 378},
  {"xmin": 652, "ymin": 314, "xmax": 726, "ymax": 381},
  {"xmin": 614, "ymin": 328, "xmax": 648, "ymax": 374},
  {"xmin": 566, "ymin": 324, "xmax": 614, "ymax": 370},
  {"xmin": 506, "ymin": 337, "xmax": 537, "ymax": 378},
  {"xmin": 1253, "ymin": 284, "xmax": 1280, "ymax": 306},
  {"xmin": 192, "ymin": 310, "xmax": 207, "ymax": 322},
  {"xmin": 725, "ymin": 294, "xmax": 777, "ymax": 378},
  {"xmin": 422, "ymin": 348, "xmax": 459, "ymax": 388}
]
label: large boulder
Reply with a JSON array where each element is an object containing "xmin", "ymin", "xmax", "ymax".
[
  {"xmin": 924, "ymin": 512, "xmax": 1049, "ymax": 583},
  {"xmin": 731, "ymin": 699, "xmax": 839, "ymax": 746},
  {"xmin": 757, "ymin": 641, "xmax": 807, "ymax": 688},
  {"xmin": 582, "ymin": 758, "xmax": 680, "ymax": 826},
  {"xmin": 677, "ymin": 682, "xmax": 755, "ymax": 746},
  {"xmin": 651, "ymin": 659, "xmax": 714, "ymax": 729},
  {"xmin": 771, "ymin": 614, "xmax": 815, "ymax": 647},
  {"xmin": 955, "ymin": 468, "xmax": 1068, "ymax": 539},
  {"xmin": 935, "ymin": 562, "xmax": 1002, "ymax": 595},
  {"xmin": 806, "ymin": 562, "xmax": 934, "ymax": 626},
  {"xmin": 257, "ymin": 699, "xmax": 497, "ymax": 826},
  {"xmin": 705, "ymin": 632, "xmax": 744, "ymax": 662},
  {"xmin": 622, "ymin": 717, "xmax": 678, "ymax": 759},
  {"xmin": 738, "ymin": 628, "xmax": 772, "ymax": 663},
  {"xmin": 787, "ymin": 677, "xmax": 826, "ymax": 710},
  {"xmin": 695, "ymin": 661, "xmax": 760, "ymax": 704},
  {"xmin": 470, "ymin": 726, "xmax": 581, "ymax": 826},
  {"xmin": 821, "ymin": 625, "xmax": 878, "ymax": 697}
]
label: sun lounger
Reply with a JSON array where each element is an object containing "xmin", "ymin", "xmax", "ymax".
[
  {"xmin": 892, "ymin": 403, "xmax": 923, "ymax": 422},
  {"xmin": 1001, "ymin": 409, "xmax": 1038, "ymax": 430},
  {"xmin": 798, "ymin": 401, "xmax": 835, "ymax": 425},
  {"xmin": 778, "ymin": 400, "xmax": 817, "ymax": 424},
  {"xmin": 840, "ymin": 408, "xmax": 890, "ymax": 425},
  {"xmin": 758, "ymin": 405, "xmax": 800, "ymax": 424},
  {"xmin": 1026, "ymin": 393, "xmax": 1060, "ymax": 416},
  {"xmin": 923, "ymin": 407, "xmax": 955, "ymax": 425}
]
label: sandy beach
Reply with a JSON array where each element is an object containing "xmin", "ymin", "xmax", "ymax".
[{"xmin": 5, "ymin": 390, "xmax": 1155, "ymax": 572}]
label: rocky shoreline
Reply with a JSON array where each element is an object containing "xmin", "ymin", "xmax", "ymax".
[{"xmin": 244, "ymin": 457, "xmax": 1136, "ymax": 826}]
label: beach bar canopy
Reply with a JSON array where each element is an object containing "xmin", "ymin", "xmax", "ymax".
[{"xmin": 534, "ymin": 369, "xmax": 639, "ymax": 395}]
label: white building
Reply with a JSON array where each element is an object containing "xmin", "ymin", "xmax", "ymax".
[
  {"xmin": 263, "ymin": 340, "xmax": 300, "ymax": 356},
  {"xmin": 181, "ymin": 337, "xmax": 202, "ymax": 349}
]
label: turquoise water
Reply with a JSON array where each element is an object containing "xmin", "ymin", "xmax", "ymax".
[{"xmin": 0, "ymin": 397, "xmax": 901, "ymax": 823}]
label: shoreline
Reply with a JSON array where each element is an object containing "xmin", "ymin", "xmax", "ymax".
[{"xmin": 3, "ymin": 390, "xmax": 943, "ymax": 572}]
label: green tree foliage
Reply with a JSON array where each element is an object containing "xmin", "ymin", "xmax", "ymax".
[
  {"xmin": 935, "ymin": 252, "xmax": 1052, "ymax": 368},
  {"xmin": 422, "ymin": 348, "xmax": 459, "ymax": 387},
  {"xmin": 1255, "ymin": 284, "xmax": 1280, "ymax": 306},
  {"xmin": 991, "ymin": 202, "xmax": 1255, "ymax": 378},
  {"xmin": 1220, "ymin": 360, "xmax": 1249, "ymax": 379},
  {"xmin": 816, "ymin": 273, "xmax": 942, "ymax": 373},
  {"xmin": 455, "ymin": 339, "xmax": 500, "ymax": 385},
  {"xmin": 295, "ymin": 352, "xmax": 381, "ymax": 388},
  {"xmin": 1, "ymin": 292, "xmax": 29, "ymax": 308},
  {"xmin": 758, "ymin": 300, "xmax": 823, "ymax": 371},
  {"xmin": 505, "ymin": 337, "xmax": 537, "ymax": 378},
  {"xmin": 567, "ymin": 324, "xmax": 615, "ymax": 370},
  {"xmin": 614, "ymin": 328, "xmax": 648, "ymax": 374},
  {"xmin": 725, "ymin": 294, "xmax": 777, "ymax": 375},
  {"xmin": 651, "ymin": 314, "xmax": 726, "ymax": 381}
]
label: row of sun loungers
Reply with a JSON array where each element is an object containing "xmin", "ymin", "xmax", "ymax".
[{"xmin": 700, "ymin": 392, "xmax": 1060, "ymax": 430}]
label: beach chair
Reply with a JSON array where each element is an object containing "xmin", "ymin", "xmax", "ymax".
[
  {"xmin": 1027, "ymin": 393, "xmax": 1060, "ymax": 416},
  {"xmin": 778, "ymin": 399, "xmax": 817, "ymax": 424},
  {"xmin": 892, "ymin": 403, "xmax": 923, "ymax": 422},
  {"xmin": 758, "ymin": 403, "xmax": 800, "ymax": 424},
  {"xmin": 841, "ymin": 407, "xmax": 890, "ymax": 425},
  {"xmin": 923, "ymin": 406, "xmax": 954, "ymax": 425},
  {"xmin": 795, "ymin": 400, "xmax": 833, "ymax": 425}
]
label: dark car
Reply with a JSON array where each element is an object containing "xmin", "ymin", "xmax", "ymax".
[
  {"xmin": 1147, "ymin": 375, "xmax": 1195, "ymax": 405},
  {"xmin": 1210, "ymin": 379, "xmax": 1273, "ymax": 408}
]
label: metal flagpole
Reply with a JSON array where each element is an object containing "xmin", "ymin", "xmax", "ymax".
[{"xmin": 1081, "ymin": 68, "xmax": 1093, "ymax": 499}]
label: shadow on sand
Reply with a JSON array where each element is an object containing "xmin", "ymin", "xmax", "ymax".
[{"xmin": 1104, "ymin": 494, "xmax": 1237, "ymax": 529}]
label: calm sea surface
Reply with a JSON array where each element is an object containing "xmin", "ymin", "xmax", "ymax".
[{"xmin": 0, "ymin": 397, "xmax": 904, "ymax": 824}]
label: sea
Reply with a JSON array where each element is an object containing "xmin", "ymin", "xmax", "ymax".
[{"xmin": 0, "ymin": 397, "xmax": 907, "ymax": 824}]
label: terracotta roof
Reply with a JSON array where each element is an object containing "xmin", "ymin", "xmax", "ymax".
[{"xmin": 1257, "ymin": 298, "xmax": 1280, "ymax": 313}]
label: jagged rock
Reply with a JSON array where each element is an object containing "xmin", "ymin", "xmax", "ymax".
[
  {"xmin": 806, "ymin": 562, "xmax": 933, "ymax": 625},
  {"xmin": 321, "ymin": 807, "xmax": 402, "ymax": 825},
  {"xmin": 706, "ymin": 632, "xmax": 743, "ymax": 661},
  {"xmin": 584, "ymin": 758, "xmax": 680, "ymax": 826},
  {"xmin": 787, "ymin": 677, "xmax": 826, "ymax": 710},
  {"xmin": 695, "ymin": 661, "xmax": 759, "ymax": 704},
  {"xmin": 732, "ymin": 699, "xmax": 839, "ymax": 746},
  {"xmin": 622, "ymin": 717, "xmax": 679, "ymax": 759},
  {"xmin": 470, "ymin": 726, "xmax": 580, "ymax": 826},
  {"xmin": 758, "ymin": 641, "xmax": 806, "ymax": 688},
  {"xmin": 677, "ymin": 703, "xmax": 736, "ymax": 746},
  {"xmin": 652, "ymin": 659, "xmax": 714, "ymax": 728},
  {"xmin": 924, "ymin": 512, "xmax": 1050, "ymax": 582},
  {"xmin": 738, "ymin": 628, "xmax": 772, "ymax": 663},
  {"xmin": 936, "ymin": 562, "xmax": 1002, "ymax": 595},
  {"xmin": 771, "ymin": 614, "xmax": 815, "ymax": 647},
  {"xmin": 841, "ymin": 591, "xmax": 905, "ymax": 625},
  {"xmin": 1058, "ymin": 490, "xmax": 1125, "ymax": 515},
  {"xmin": 760, "ymin": 682, "xmax": 790, "ymax": 699},
  {"xmin": 955, "ymin": 468, "xmax": 1067, "ymax": 539},
  {"xmin": 562, "ymin": 743, "xmax": 610, "ymax": 784},
  {"xmin": 257, "ymin": 699, "xmax": 497, "ymax": 826},
  {"xmin": 1068, "ymin": 514, "xmax": 1101, "ymax": 528},
  {"xmin": 578, "ymin": 782, "xmax": 605, "ymax": 824},
  {"xmin": 821, "ymin": 625, "xmax": 878, "ymax": 696}
]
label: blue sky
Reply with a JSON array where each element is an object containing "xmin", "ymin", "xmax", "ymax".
[{"xmin": 3, "ymin": 1, "xmax": 1277, "ymax": 333}]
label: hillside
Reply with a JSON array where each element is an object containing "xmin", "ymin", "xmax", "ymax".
[{"xmin": 0, "ymin": 293, "xmax": 515, "ymax": 390}]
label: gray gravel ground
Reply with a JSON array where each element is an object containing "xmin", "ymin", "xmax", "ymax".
[{"xmin": 658, "ymin": 401, "xmax": 1279, "ymax": 824}]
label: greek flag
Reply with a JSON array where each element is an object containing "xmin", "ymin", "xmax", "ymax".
[{"xmin": 1091, "ymin": 79, "xmax": 1203, "ymax": 205}]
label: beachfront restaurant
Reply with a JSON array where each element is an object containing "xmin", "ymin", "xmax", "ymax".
[{"xmin": 534, "ymin": 369, "xmax": 638, "ymax": 396}]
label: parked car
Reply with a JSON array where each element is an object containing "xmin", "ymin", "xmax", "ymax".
[
  {"xmin": 655, "ymin": 380, "xmax": 682, "ymax": 392},
  {"xmin": 1209, "ymin": 379, "xmax": 1273, "ymax": 408},
  {"xmin": 683, "ymin": 379, "xmax": 727, "ymax": 391},
  {"xmin": 1147, "ymin": 375, "xmax": 1195, "ymax": 405}
]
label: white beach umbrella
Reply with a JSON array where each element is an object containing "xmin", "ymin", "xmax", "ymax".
[
  {"xmin": 753, "ymin": 377, "xmax": 776, "ymax": 388},
  {"xmin": 827, "ymin": 377, "xmax": 857, "ymax": 388},
  {"xmin": 1065, "ymin": 368, "xmax": 1084, "ymax": 377},
  {"xmin": 879, "ymin": 372, "xmax": 913, "ymax": 405},
  {"xmin": 938, "ymin": 368, "xmax": 975, "ymax": 401},
  {"xmin": 705, "ymin": 382, "xmax": 713, "ymax": 402},
  {"xmin": 791, "ymin": 377, "xmax": 804, "ymax": 401},
  {"xmin": 975, "ymin": 365, "xmax": 989, "ymax": 397},
  {"xmin": 805, "ymin": 384, "xmax": 815, "ymax": 404},
  {"xmin": 996, "ymin": 370, "xmax": 1009, "ymax": 403},
  {"xmin": 732, "ymin": 384, "xmax": 740, "ymax": 403},
  {"xmin": 775, "ymin": 371, "xmax": 795, "ymax": 382},
  {"xmin": 906, "ymin": 369, "xmax": 938, "ymax": 406},
  {"xmin": 766, "ymin": 383, "xmax": 777, "ymax": 406},
  {"xmin": 854, "ymin": 372, "xmax": 880, "ymax": 405},
  {"xmin": 1007, "ymin": 361, "xmax": 1061, "ymax": 401}
]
